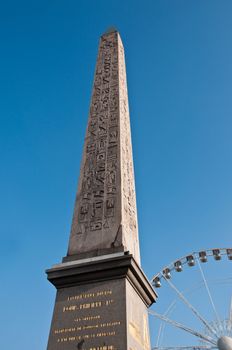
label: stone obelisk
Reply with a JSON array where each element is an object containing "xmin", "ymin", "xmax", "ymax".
[{"xmin": 46, "ymin": 29, "xmax": 157, "ymax": 350}]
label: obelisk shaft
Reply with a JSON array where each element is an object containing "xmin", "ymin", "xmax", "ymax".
[{"xmin": 67, "ymin": 30, "xmax": 140, "ymax": 264}]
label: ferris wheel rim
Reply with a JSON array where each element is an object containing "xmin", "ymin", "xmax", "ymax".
[
  {"xmin": 149, "ymin": 247, "xmax": 232, "ymax": 350},
  {"xmin": 151, "ymin": 248, "xmax": 232, "ymax": 288}
]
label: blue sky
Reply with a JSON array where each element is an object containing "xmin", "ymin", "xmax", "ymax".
[{"xmin": 1, "ymin": 1, "xmax": 232, "ymax": 349}]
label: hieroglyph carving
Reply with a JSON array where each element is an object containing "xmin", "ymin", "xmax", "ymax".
[
  {"xmin": 117, "ymin": 36, "xmax": 140, "ymax": 263},
  {"xmin": 68, "ymin": 31, "xmax": 140, "ymax": 264}
]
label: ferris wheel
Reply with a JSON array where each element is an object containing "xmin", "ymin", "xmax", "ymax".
[{"xmin": 149, "ymin": 248, "xmax": 232, "ymax": 350}]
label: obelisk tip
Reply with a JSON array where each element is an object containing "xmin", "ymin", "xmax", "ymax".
[{"xmin": 103, "ymin": 26, "xmax": 118, "ymax": 35}]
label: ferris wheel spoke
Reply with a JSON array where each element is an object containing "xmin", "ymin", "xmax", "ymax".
[
  {"xmin": 149, "ymin": 310, "xmax": 217, "ymax": 345},
  {"xmin": 156, "ymin": 301, "xmax": 177, "ymax": 347},
  {"xmin": 227, "ymin": 297, "xmax": 232, "ymax": 334},
  {"xmin": 152, "ymin": 346, "xmax": 217, "ymax": 350},
  {"xmin": 162, "ymin": 275, "xmax": 219, "ymax": 338},
  {"xmin": 196, "ymin": 256, "xmax": 223, "ymax": 334},
  {"xmin": 156, "ymin": 317, "xmax": 166, "ymax": 347}
]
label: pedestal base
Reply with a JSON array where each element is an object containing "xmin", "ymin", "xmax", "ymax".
[{"xmin": 46, "ymin": 253, "xmax": 157, "ymax": 350}]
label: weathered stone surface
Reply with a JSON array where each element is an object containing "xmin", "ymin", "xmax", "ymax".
[{"xmin": 67, "ymin": 30, "xmax": 140, "ymax": 264}]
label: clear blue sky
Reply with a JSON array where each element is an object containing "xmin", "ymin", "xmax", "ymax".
[{"xmin": 1, "ymin": 1, "xmax": 232, "ymax": 349}]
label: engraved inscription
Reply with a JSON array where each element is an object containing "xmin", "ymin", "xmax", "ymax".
[
  {"xmin": 70, "ymin": 31, "xmax": 119, "ymax": 240},
  {"xmin": 68, "ymin": 30, "xmax": 140, "ymax": 264},
  {"xmin": 47, "ymin": 282, "xmax": 124, "ymax": 350},
  {"xmin": 118, "ymin": 35, "xmax": 140, "ymax": 262}
]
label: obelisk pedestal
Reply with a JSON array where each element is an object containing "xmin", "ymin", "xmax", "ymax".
[
  {"xmin": 46, "ymin": 254, "xmax": 155, "ymax": 350},
  {"xmin": 46, "ymin": 29, "xmax": 157, "ymax": 350}
]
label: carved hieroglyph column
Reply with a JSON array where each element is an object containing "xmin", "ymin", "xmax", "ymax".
[
  {"xmin": 46, "ymin": 29, "xmax": 157, "ymax": 350},
  {"xmin": 67, "ymin": 29, "xmax": 140, "ymax": 264}
]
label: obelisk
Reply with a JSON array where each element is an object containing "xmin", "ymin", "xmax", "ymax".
[{"xmin": 46, "ymin": 29, "xmax": 157, "ymax": 350}]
